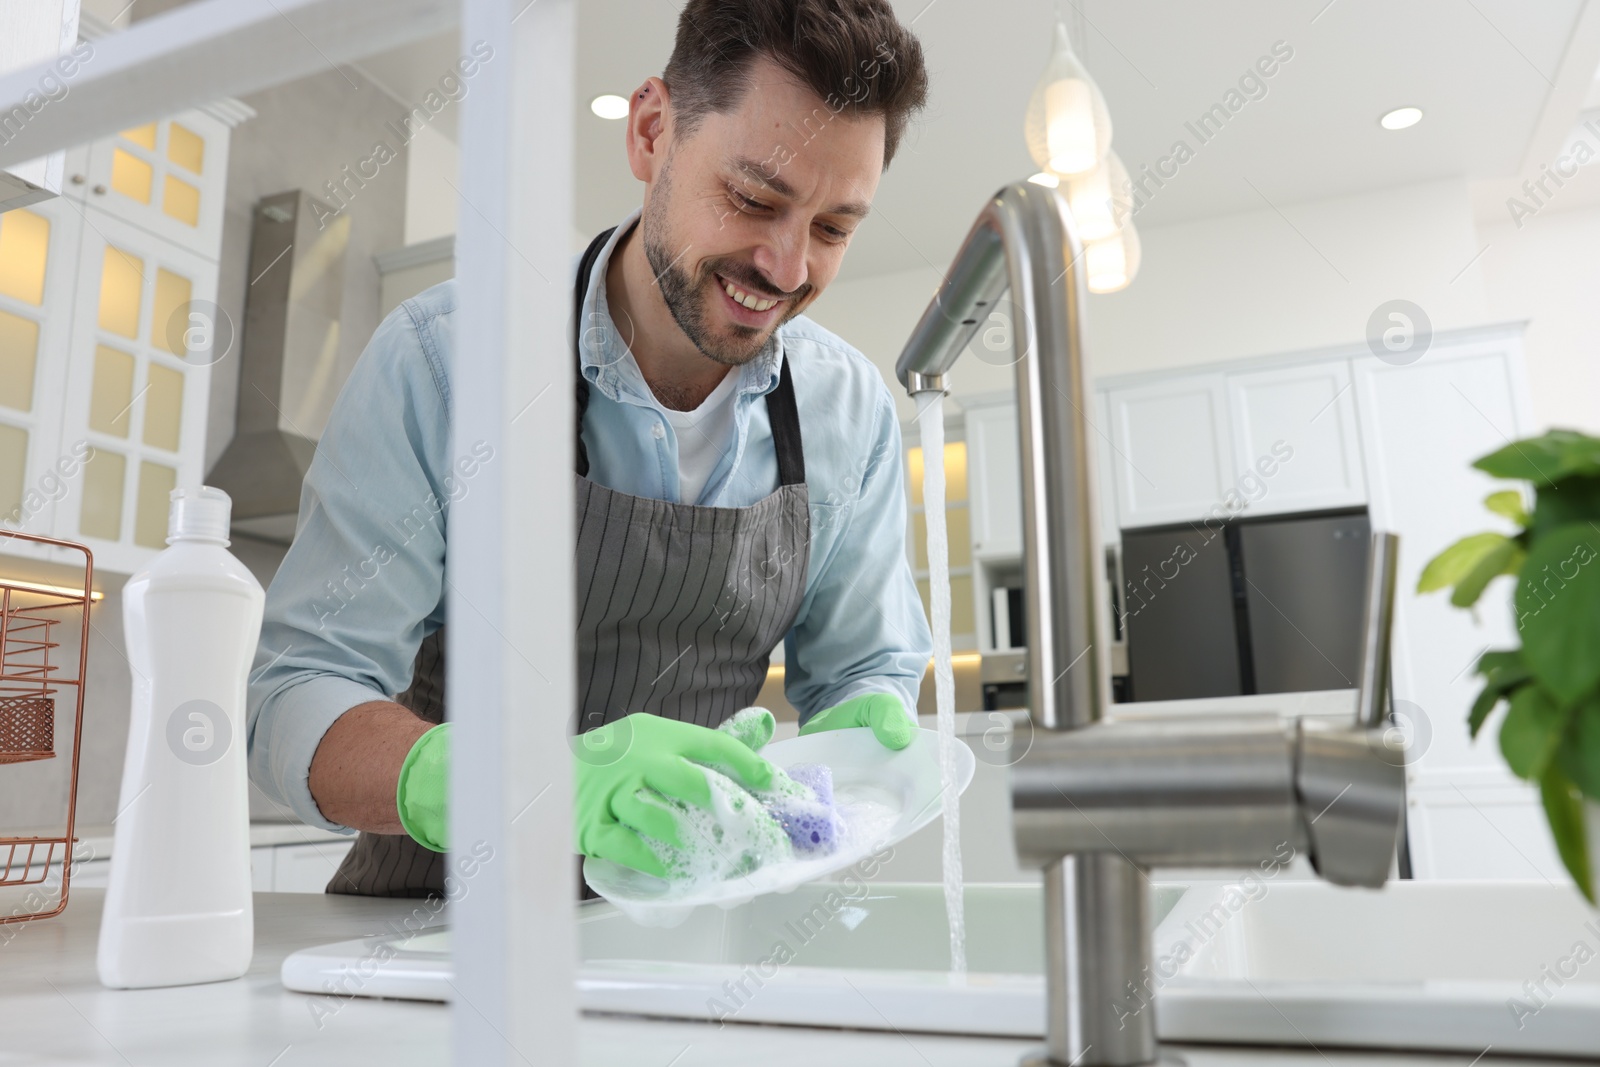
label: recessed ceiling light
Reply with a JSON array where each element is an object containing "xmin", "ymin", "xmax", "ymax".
[
  {"xmin": 1027, "ymin": 171, "xmax": 1060, "ymax": 188},
  {"xmin": 589, "ymin": 94, "xmax": 630, "ymax": 120},
  {"xmin": 1380, "ymin": 106, "xmax": 1423, "ymax": 131}
]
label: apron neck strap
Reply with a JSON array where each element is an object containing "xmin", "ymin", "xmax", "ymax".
[
  {"xmin": 572, "ymin": 226, "xmax": 805, "ymax": 486},
  {"xmin": 572, "ymin": 226, "xmax": 617, "ymax": 479}
]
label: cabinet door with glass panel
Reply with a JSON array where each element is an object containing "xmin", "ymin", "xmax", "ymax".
[
  {"xmin": 54, "ymin": 208, "xmax": 216, "ymax": 574},
  {"xmin": 0, "ymin": 198, "xmax": 84, "ymax": 551},
  {"xmin": 66, "ymin": 110, "xmax": 228, "ymax": 258}
]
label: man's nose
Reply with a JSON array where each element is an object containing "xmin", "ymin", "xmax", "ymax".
[{"xmin": 752, "ymin": 223, "xmax": 810, "ymax": 295}]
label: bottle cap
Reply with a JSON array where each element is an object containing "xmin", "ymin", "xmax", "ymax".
[{"xmin": 167, "ymin": 486, "xmax": 232, "ymax": 545}]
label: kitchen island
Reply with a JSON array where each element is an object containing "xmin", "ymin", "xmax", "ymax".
[{"xmin": 1, "ymin": 889, "xmax": 1560, "ymax": 1065}]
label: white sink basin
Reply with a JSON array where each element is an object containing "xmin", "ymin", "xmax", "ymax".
[
  {"xmin": 1155, "ymin": 880, "xmax": 1600, "ymax": 1058},
  {"xmin": 281, "ymin": 878, "xmax": 1600, "ymax": 1057},
  {"xmin": 578, "ymin": 882, "xmax": 1184, "ymax": 1036}
]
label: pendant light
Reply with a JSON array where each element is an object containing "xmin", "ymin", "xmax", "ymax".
[
  {"xmin": 1085, "ymin": 219, "xmax": 1140, "ymax": 294},
  {"xmin": 1063, "ymin": 150, "xmax": 1129, "ymax": 243},
  {"xmin": 1024, "ymin": 20, "xmax": 1112, "ymax": 176}
]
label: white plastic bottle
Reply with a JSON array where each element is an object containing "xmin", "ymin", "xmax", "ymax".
[{"xmin": 98, "ymin": 487, "xmax": 265, "ymax": 989}]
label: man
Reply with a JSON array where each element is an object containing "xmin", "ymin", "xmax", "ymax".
[{"xmin": 247, "ymin": 0, "xmax": 933, "ymax": 897}]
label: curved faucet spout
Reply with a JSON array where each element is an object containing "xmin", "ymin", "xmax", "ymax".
[{"xmin": 895, "ymin": 181, "xmax": 1109, "ymax": 733}]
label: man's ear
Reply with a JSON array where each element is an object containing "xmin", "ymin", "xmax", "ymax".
[{"xmin": 624, "ymin": 76, "xmax": 671, "ymax": 183}]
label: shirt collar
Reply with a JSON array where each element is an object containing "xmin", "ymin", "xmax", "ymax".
[{"xmin": 577, "ymin": 210, "xmax": 784, "ymax": 404}]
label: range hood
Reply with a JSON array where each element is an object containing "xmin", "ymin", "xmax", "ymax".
[{"xmin": 208, "ymin": 189, "xmax": 348, "ymax": 542}]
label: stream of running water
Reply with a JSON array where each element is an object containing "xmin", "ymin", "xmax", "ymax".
[{"xmin": 917, "ymin": 392, "xmax": 967, "ymax": 974}]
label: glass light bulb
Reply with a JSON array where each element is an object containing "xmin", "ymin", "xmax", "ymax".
[
  {"xmin": 1086, "ymin": 219, "xmax": 1140, "ymax": 294},
  {"xmin": 1024, "ymin": 22, "xmax": 1112, "ymax": 176},
  {"xmin": 1065, "ymin": 151, "xmax": 1129, "ymax": 243}
]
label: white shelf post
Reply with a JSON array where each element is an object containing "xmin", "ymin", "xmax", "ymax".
[{"xmin": 451, "ymin": 1, "xmax": 579, "ymax": 1064}]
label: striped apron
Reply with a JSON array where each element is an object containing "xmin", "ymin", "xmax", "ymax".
[{"xmin": 328, "ymin": 226, "xmax": 812, "ymax": 897}]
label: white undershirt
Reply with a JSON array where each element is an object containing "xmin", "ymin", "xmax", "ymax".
[{"xmin": 659, "ymin": 368, "xmax": 740, "ymax": 505}]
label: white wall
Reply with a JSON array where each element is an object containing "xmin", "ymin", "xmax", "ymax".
[
  {"xmin": 1477, "ymin": 203, "xmax": 1600, "ymax": 436},
  {"xmin": 398, "ymin": 166, "xmax": 1589, "ymax": 444},
  {"xmin": 404, "ymin": 123, "xmax": 459, "ymax": 246},
  {"xmin": 808, "ymin": 178, "xmax": 1499, "ymax": 421},
  {"xmin": 1086, "ymin": 179, "xmax": 1490, "ymax": 375}
]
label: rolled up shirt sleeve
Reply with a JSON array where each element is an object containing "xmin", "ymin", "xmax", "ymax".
[
  {"xmin": 783, "ymin": 388, "xmax": 933, "ymax": 726},
  {"xmin": 246, "ymin": 289, "xmax": 459, "ymax": 832}
]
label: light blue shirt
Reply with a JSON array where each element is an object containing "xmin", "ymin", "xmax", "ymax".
[{"xmin": 246, "ymin": 214, "xmax": 933, "ymax": 833}]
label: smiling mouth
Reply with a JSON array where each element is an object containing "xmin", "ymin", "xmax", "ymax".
[{"xmin": 717, "ymin": 274, "xmax": 782, "ymax": 313}]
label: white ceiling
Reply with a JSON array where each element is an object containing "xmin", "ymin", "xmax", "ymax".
[{"xmin": 360, "ymin": 0, "xmax": 1599, "ymax": 281}]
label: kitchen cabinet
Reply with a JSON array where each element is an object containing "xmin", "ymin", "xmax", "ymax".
[
  {"xmin": 964, "ymin": 403, "xmax": 1022, "ymax": 560},
  {"xmin": 47, "ymin": 838, "xmax": 354, "ymax": 894},
  {"xmin": 0, "ymin": 196, "xmax": 83, "ymax": 543},
  {"xmin": 1224, "ymin": 359, "xmax": 1366, "ymax": 516},
  {"xmin": 61, "ymin": 111, "xmax": 231, "ymax": 256},
  {"xmin": 905, "ymin": 427, "xmax": 976, "ymax": 650},
  {"xmin": 0, "ymin": 103, "xmax": 247, "ymax": 574},
  {"xmin": 1104, "ymin": 373, "xmax": 1234, "ymax": 529},
  {"xmin": 0, "ymin": 0, "xmax": 79, "ymax": 212},
  {"xmin": 270, "ymin": 840, "xmax": 357, "ymax": 894},
  {"xmin": 962, "ymin": 402, "xmax": 1021, "ymax": 653},
  {"xmin": 50, "ymin": 208, "xmax": 219, "ymax": 573},
  {"xmin": 1350, "ymin": 326, "xmax": 1538, "ymax": 879},
  {"xmin": 959, "ymin": 397, "xmax": 1122, "ymax": 654},
  {"xmin": 1092, "ymin": 391, "xmax": 1119, "ymax": 547}
]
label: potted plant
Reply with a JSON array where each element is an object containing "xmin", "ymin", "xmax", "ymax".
[{"xmin": 1418, "ymin": 429, "xmax": 1600, "ymax": 902}]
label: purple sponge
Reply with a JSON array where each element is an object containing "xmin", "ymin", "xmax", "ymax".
[{"xmin": 764, "ymin": 762, "xmax": 843, "ymax": 855}]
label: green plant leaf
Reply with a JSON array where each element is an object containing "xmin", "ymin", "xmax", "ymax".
[
  {"xmin": 1450, "ymin": 539, "xmax": 1525, "ymax": 608},
  {"xmin": 1556, "ymin": 697, "xmax": 1600, "ymax": 801},
  {"xmin": 1475, "ymin": 649, "xmax": 1526, "ymax": 677},
  {"xmin": 1475, "ymin": 429, "xmax": 1600, "ymax": 486},
  {"xmin": 1484, "ymin": 489, "xmax": 1531, "ymax": 527},
  {"xmin": 1417, "ymin": 532, "xmax": 1511, "ymax": 594},
  {"xmin": 1514, "ymin": 523, "xmax": 1600, "ymax": 705},
  {"xmin": 1500, "ymin": 684, "xmax": 1572, "ymax": 780},
  {"xmin": 1472, "ymin": 650, "xmax": 1531, "ymax": 738},
  {"xmin": 1470, "ymin": 680, "xmax": 1516, "ymax": 738},
  {"xmin": 1539, "ymin": 764, "xmax": 1595, "ymax": 904},
  {"xmin": 1530, "ymin": 476, "xmax": 1600, "ymax": 541},
  {"xmin": 1469, "ymin": 647, "xmax": 1531, "ymax": 739}
]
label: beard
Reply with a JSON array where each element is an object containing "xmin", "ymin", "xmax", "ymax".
[{"xmin": 641, "ymin": 161, "xmax": 812, "ymax": 368}]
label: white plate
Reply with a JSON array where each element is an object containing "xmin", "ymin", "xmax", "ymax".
[{"xmin": 582, "ymin": 726, "xmax": 976, "ymax": 925}]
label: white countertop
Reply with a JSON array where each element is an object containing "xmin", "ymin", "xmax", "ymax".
[{"xmin": 0, "ymin": 888, "xmax": 1569, "ymax": 1066}]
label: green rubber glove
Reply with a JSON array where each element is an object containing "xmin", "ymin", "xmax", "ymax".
[
  {"xmin": 800, "ymin": 692, "xmax": 916, "ymax": 750},
  {"xmin": 397, "ymin": 722, "xmax": 451, "ymax": 853},
  {"xmin": 716, "ymin": 706, "xmax": 776, "ymax": 752},
  {"xmin": 574, "ymin": 712, "xmax": 778, "ymax": 878}
]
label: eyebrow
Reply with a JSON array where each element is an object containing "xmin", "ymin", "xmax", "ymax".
[{"xmin": 731, "ymin": 157, "xmax": 872, "ymax": 220}]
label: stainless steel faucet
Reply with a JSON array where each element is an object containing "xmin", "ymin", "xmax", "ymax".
[{"xmin": 894, "ymin": 182, "xmax": 1407, "ymax": 1067}]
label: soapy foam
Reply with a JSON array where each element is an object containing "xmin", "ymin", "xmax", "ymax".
[
  {"xmin": 640, "ymin": 765, "xmax": 793, "ymax": 884},
  {"xmin": 631, "ymin": 762, "xmax": 895, "ymax": 903}
]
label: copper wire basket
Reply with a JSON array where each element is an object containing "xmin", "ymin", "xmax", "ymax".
[{"xmin": 0, "ymin": 530, "xmax": 92, "ymax": 924}]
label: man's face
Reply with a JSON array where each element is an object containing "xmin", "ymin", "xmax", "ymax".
[{"xmin": 641, "ymin": 57, "xmax": 886, "ymax": 367}]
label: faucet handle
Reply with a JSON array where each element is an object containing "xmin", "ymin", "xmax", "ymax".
[{"xmin": 1354, "ymin": 531, "xmax": 1399, "ymax": 729}]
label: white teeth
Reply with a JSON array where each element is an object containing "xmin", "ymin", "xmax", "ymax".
[{"xmin": 723, "ymin": 280, "xmax": 777, "ymax": 313}]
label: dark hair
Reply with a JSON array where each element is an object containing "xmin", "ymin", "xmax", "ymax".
[{"xmin": 662, "ymin": 0, "xmax": 929, "ymax": 167}]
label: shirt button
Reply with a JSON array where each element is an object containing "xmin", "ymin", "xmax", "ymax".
[{"xmin": 651, "ymin": 422, "xmax": 666, "ymax": 440}]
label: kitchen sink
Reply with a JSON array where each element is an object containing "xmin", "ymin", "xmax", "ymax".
[
  {"xmin": 1155, "ymin": 880, "xmax": 1600, "ymax": 1058},
  {"xmin": 281, "ymin": 878, "xmax": 1600, "ymax": 1056},
  {"xmin": 577, "ymin": 881, "xmax": 1186, "ymax": 1035}
]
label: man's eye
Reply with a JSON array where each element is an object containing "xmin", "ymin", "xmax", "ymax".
[
  {"xmin": 818, "ymin": 223, "xmax": 849, "ymax": 242},
  {"xmin": 730, "ymin": 188, "xmax": 765, "ymax": 212}
]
